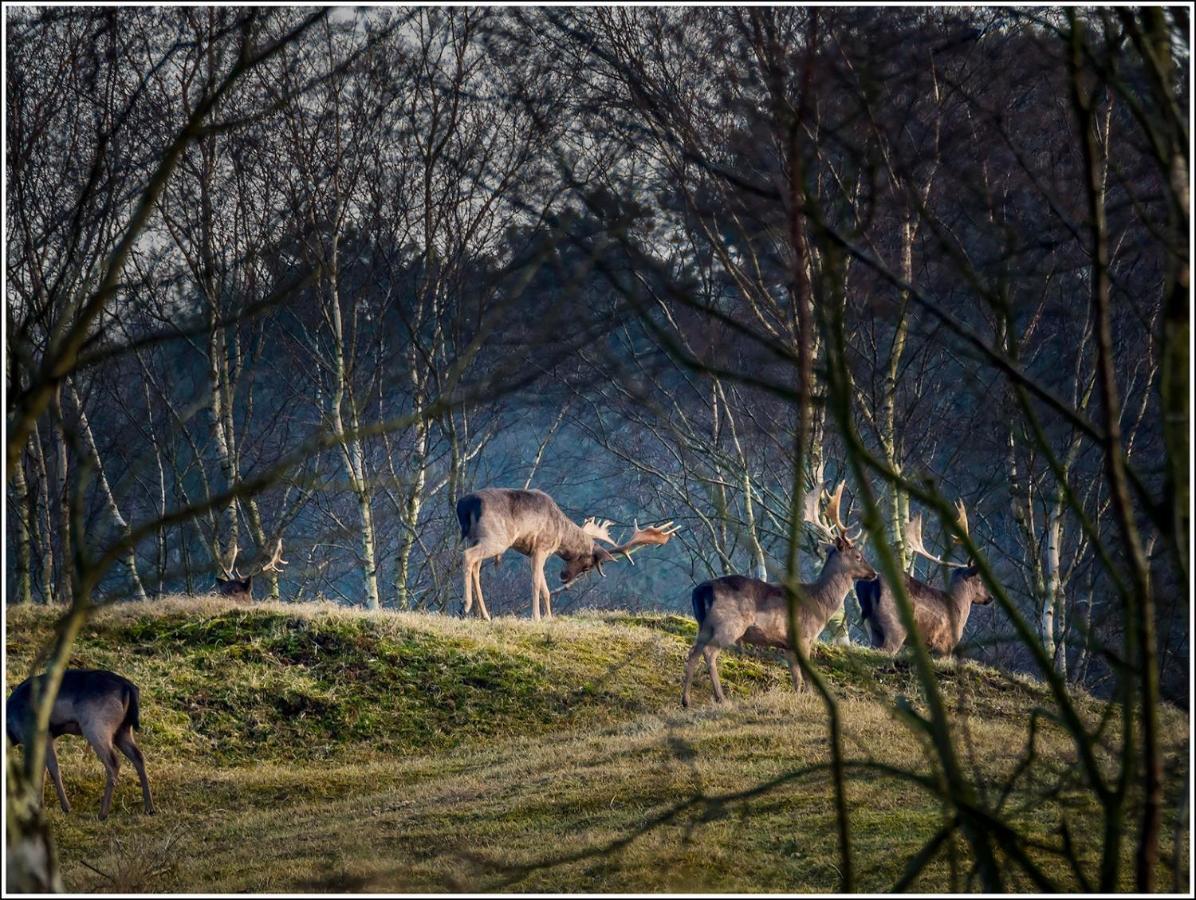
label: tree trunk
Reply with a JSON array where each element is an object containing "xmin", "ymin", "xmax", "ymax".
[
  {"xmin": 326, "ymin": 240, "xmax": 380, "ymax": 610},
  {"xmin": 69, "ymin": 380, "xmax": 148, "ymax": 601},
  {"xmin": 50, "ymin": 385, "xmax": 73, "ymax": 606},
  {"xmin": 11, "ymin": 436, "xmax": 34, "ymax": 605},
  {"xmin": 881, "ymin": 213, "xmax": 914, "ymax": 571},
  {"xmin": 144, "ymin": 381, "xmax": 168, "ymax": 594},
  {"xmin": 5, "ymin": 752, "xmax": 62, "ymax": 893},
  {"xmin": 395, "ymin": 419, "xmax": 429, "ymax": 609},
  {"xmin": 208, "ymin": 323, "xmax": 240, "ymax": 563},
  {"xmin": 31, "ymin": 421, "xmax": 54, "ymax": 604}
]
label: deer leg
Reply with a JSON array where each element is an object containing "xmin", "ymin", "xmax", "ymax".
[
  {"xmin": 529, "ymin": 552, "xmax": 549, "ymax": 621},
  {"xmin": 786, "ymin": 649, "xmax": 806, "ymax": 694},
  {"xmin": 703, "ymin": 646, "xmax": 726, "ymax": 703},
  {"xmin": 115, "ymin": 725, "xmax": 154, "ymax": 815},
  {"xmin": 681, "ymin": 641, "xmax": 705, "ymax": 708},
  {"xmin": 85, "ymin": 731, "xmax": 121, "ymax": 820},
  {"xmin": 533, "ymin": 553, "xmax": 552, "ymax": 619},
  {"xmin": 462, "ymin": 550, "xmax": 475, "ymax": 617},
  {"xmin": 44, "ymin": 739, "xmax": 70, "ymax": 813},
  {"xmin": 472, "ymin": 559, "xmax": 491, "ymax": 621}
]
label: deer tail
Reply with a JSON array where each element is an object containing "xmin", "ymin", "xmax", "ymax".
[
  {"xmin": 691, "ymin": 581, "xmax": 714, "ymax": 628},
  {"xmin": 855, "ymin": 578, "xmax": 884, "ymax": 649},
  {"xmin": 856, "ymin": 578, "xmax": 880, "ymax": 623},
  {"xmin": 125, "ymin": 681, "xmax": 142, "ymax": 732}
]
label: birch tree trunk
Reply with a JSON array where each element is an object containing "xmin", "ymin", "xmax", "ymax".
[
  {"xmin": 11, "ymin": 437, "xmax": 35, "ymax": 605},
  {"xmin": 325, "ymin": 239, "xmax": 381, "ymax": 609},
  {"xmin": 880, "ymin": 212, "xmax": 914, "ymax": 572},
  {"xmin": 50, "ymin": 385, "xmax": 72, "ymax": 606},
  {"xmin": 395, "ymin": 418, "xmax": 429, "ymax": 609},
  {"xmin": 716, "ymin": 381, "xmax": 768, "ymax": 579},
  {"xmin": 31, "ymin": 421, "xmax": 54, "ymax": 604},
  {"xmin": 68, "ymin": 380, "xmax": 148, "ymax": 601},
  {"xmin": 143, "ymin": 381, "xmax": 169, "ymax": 594}
]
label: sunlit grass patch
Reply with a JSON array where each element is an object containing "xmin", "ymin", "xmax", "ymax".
[{"xmin": 5, "ymin": 596, "xmax": 1188, "ymax": 893}]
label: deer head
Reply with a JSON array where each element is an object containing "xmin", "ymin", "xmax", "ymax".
[
  {"xmin": 802, "ymin": 481, "xmax": 876, "ymax": 580},
  {"xmin": 561, "ymin": 520, "xmax": 682, "ymax": 586},
  {"xmin": 215, "ymin": 537, "xmax": 288, "ymax": 603},
  {"xmin": 906, "ymin": 501, "xmax": 992, "ymax": 603}
]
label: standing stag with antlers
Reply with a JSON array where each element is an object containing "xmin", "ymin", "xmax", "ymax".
[
  {"xmin": 855, "ymin": 501, "xmax": 993, "ymax": 655},
  {"xmin": 681, "ymin": 482, "xmax": 878, "ymax": 706},
  {"xmin": 214, "ymin": 538, "xmax": 289, "ymax": 603},
  {"xmin": 455, "ymin": 488, "xmax": 680, "ymax": 621}
]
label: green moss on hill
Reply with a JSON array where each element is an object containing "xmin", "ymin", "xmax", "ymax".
[
  {"xmin": 7, "ymin": 600, "xmax": 787, "ymax": 764},
  {"xmin": 4, "ymin": 598, "xmax": 1187, "ymax": 894}
]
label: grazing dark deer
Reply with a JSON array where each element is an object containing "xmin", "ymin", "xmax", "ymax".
[
  {"xmin": 6, "ymin": 669, "xmax": 154, "ymax": 820},
  {"xmin": 681, "ymin": 482, "xmax": 878, "ymax": 707},
  {"xmin": 214, "ymin": 537, "xmax": 288, "ymax": 602},
  {"xmin": 456, "ymin": 488, "xmax": 680, "ymax": 620},
  {"xmin": 855, "ymin": 501, "xmax": 993, "ymax": 655}
]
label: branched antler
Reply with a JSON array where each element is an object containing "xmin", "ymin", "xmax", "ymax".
[
  {"xmin": 609, "ymin": 520, "xmax": 682, "ymax": 564},
  {"xmin": 219, "ymin": 537, "xmax": 289, "ymax": 579},
  {"xmin": 803, "ymin": 481, "xmax": 861, "ymax": 545},
  {"xmin": 904, "ymin": 503, "xmax": 970, "ymax": 568},
  {"xmin": 217, "ymin": 540, "xmax": 241, "ymax": 580},
  {"xmin": 259, "ymin": 537, "xmax": 288, "ymax": 574},
  {"xmin": 582, "ymin": 518, "xmax": 619, "ymax": 546}
]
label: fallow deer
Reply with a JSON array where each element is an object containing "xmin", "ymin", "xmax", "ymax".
[
  {"xmin": 681, "ymin": 482, "xmax": 878, "ymax": 707},
  {"xmin": 6, "ymin": 669, "xmax": 154, "ymax": 820},
  {"xmin": 214, "ymin": 537, "xmax": 288, "ymax": 603},
  {"xmin": 455, "ymin": 488, "xmax": 680, "ymax": 620},
  {"xmin": 855, "ymin": 501, "xmax": 993, "ymax": 655}
]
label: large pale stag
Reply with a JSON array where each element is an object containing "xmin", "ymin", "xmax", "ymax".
[
  {"xmin": 455, "ymin": 488, "xmax": 680, "ymax": 620},
  {"xmin": 855, "ymin": 501, "xmax": 993, "ymax": 655},
  {"xmin": 681, "ymin": 482, "xmax": 878, "ymax": 706}
]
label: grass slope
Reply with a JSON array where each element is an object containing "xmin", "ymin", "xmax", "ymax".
[{"xmin": 4, "ymin": 598, "xmax": 1189, "ymax": 893}]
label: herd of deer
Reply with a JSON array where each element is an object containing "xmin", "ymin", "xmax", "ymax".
[
  {"xmin": 7, "ymin": 483, "xmax": 993, "ymax": 820},
  {"xmin": 452, "ymin": 485, "xmax": 991, "ymax": 707}
]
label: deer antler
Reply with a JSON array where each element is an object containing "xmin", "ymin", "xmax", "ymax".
[
  {"xmin": 904, "ymin": 511, "xmax": 969, "ymax": 568},
  {"xmin": 259, "ymin": 537, "xmax": 289, "ymax": 574},
  {"xmin": 609, "ymin": 520, "xmax": 682, "ymax": 564},
  {"xmin": 803, "ymin": 480, "xmax": 861, "ymax": 544},
  {"xmin": 953, "ymin": 501, "xmax": 969, "ymax": 543},
  {"xmin": 582, "ymin": 518, "xmax": 619, "ymax": 546},
  {"xmin": 217, "ymin": 540, "xmax": 241, "ymax": 580}
]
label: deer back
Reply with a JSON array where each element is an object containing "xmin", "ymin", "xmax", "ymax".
[
  {"xmin": 6, "ymin": 669, "xmax": 140, "ymax": 744},
  {"xmin": 458, "ymin": 488, "xmax": 589, "ymax": 557}
]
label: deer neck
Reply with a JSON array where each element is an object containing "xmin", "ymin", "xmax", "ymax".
[
  {"xmin": 946, "ymin": 577, "xmax": 975, "ymax": 643},
  {"xmin": 805, "ymin": 562, "xmax": 855, "ymax": 628},
  {"xmin": 558, "ymin": 521, "xmax": 595, "ymax": 560}
]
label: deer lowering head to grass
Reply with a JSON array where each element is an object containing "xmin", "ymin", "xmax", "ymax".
[
  {"xmin": 855, "ymin": 500, "xmax": 993, "ymax": 655},
  {"xmin": 6, "ymin": 669, "xmax": 154, "ymax": 820},
  {"xmin": 214, "ymin": 537, "xmax": 288, "ymax": 603},
  {"xmin": 681, "ymin": 482, "xmax": 878, "ymax": 707},
  {"xmin": 456, "ymin": 488, "xmax": 680, "ymax": 621}
]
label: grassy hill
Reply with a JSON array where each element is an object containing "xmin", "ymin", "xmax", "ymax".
[{"xmin": 4, "ymin": 598, "xmax": 1189, "ymax": 893}]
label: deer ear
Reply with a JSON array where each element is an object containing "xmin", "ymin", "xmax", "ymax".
[{"xmin": 819, "ymin": 541, "xmax": 837, "ymax": 558}]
